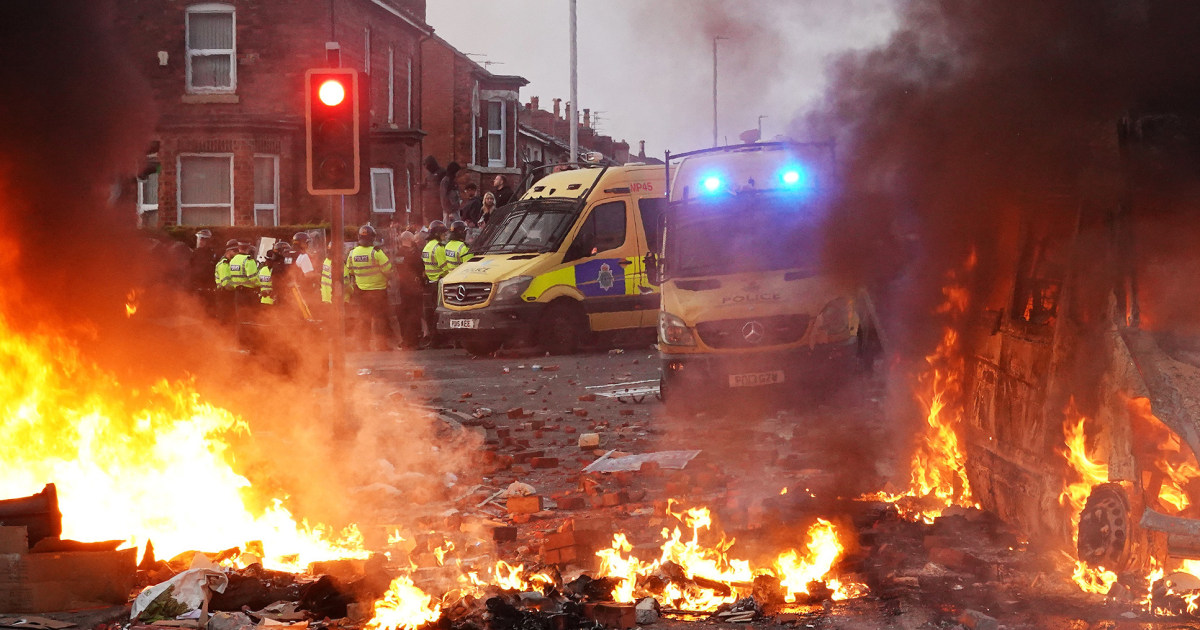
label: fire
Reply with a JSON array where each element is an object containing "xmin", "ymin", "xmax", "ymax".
[
  {"xmin": 366, "ymin": 575, "xmax": 442, "ymax": 630},
  {"xmin": 1128, "ymin": 397, "xmax": 1200, "ymax": 514},
  {"xmin": 1057, "ymin": 399, "xmax": 1121, "ymax": 594},
  {"xmin": 595, "ymin": 501, "xmax": 864, "ymax": 610},
  {"xmin": 873, "ymin": 254, "xmax": 977, "ymax": 521},
  {"xmin": 125, "ymin": 289, "xmax": 138, "ymax": 317},
  {"xmin": 0, "ymin": 311, "xmax": 366, "ymax": 571}
]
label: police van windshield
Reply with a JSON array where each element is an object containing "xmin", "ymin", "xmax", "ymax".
[
  {"xmin": 667, "ymin": 194, "xmax": 824, "ymax": 278},
  {"xmin": 474, "ymin": 198, "xmax": 581, "ymax": 255}
]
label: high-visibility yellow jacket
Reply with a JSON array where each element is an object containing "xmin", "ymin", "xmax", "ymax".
[
  {"xmin": 215, "ymin": 258, "xmax": 232, "ymax": 290},
  {"xmin": 444, "ymin": 239, "xmax": 473, "ymax": 271},
  {"xmin": 422, "ymin": 240, "xmax": 448, "ymax": 282},
  {"xmin": 346, "ymin": 246, "xmax": 391, "ymax": 291},
  {"xmin": 229, "ymin": 254, "xmax": 259, "ymax": 289},
  {"xmin": 320, "ymin": 257, "xmax": 351, "ymax": 303},
  {"xmin": 258, "ymin": 266, "xmax": 274, "ymax": 305}
]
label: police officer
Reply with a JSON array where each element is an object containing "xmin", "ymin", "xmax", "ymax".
[
  {"xmin": 259, "ymin": 241, "xmax": 292, "ymax": 306},
  {"xmin": 346, "ymin": 224, "xmax": 392, "ymax": 350},
  {"xmin": 421, "ymin": 220, "xmax": 449, "ymax": 348},
  {"xmin": 228, "ymin": 240, "xmax": 260, "ymax": 316},
  {"xmin": 444, "ymin": 221, "xmax": 473, "ymax": 272},
  {"xmin": 214, "ymin": 239, "xmax": 239, "ymax": 322},
  {"xmin": 189, "ymin": 229, "xmax": 218, "ymax": 314}
]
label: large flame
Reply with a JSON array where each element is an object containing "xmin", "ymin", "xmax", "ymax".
[
  {"xmin": 1057, "ymin": 399, "xmax": 1117, "ymax": 594},
  {"xmin": 366, "ymin": 576, "xmax": 442, "ymax": 630},
  {"xmin": 0, "ymin": 312, "xmax": 365, "ymax": 570},
  {"xmin": 595, "ymin": 501, "xmax": 864, "ymax": 611}
]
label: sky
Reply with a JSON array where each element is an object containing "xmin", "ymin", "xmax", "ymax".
[{"xmin": 426, "ymin": 0, "xmax": 899, "ymax": 158}]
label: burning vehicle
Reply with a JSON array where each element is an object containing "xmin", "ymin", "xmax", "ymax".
[{"xmin": 954, "ymin": 111, "xmax": 1200, "ymax": 594}]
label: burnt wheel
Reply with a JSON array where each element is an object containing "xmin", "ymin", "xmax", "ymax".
[{"xmin": 1077, "ymin": 482, "xmax": 1133, "ymax": 570}]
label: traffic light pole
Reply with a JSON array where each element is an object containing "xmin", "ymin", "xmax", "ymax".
[{"xmin": 330, "ymin": 194, "xmax": 349, "ymax": 436}]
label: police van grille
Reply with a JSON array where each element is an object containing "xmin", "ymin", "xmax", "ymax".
[
  {"xmin": 696, "ymin": 314, "xmax": 811, "ymax": 349},
  {"xmin": 443, "ymin": 283, "xmax": 493, "ymax": 306}
]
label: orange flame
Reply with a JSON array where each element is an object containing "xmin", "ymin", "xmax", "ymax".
[
  {"xmin": 1057, "ymin": 399, "xmax": 1118, "ymax": 594},
  {"xmin": 124, "ymin": 289, "xmax": 138, "ymax": 317},
  {"xmin": 0, "ymin": 312, "xmax": 366, "ymax": 570},
  {"xmin": 366, "ymin": 575, "xmax": 442, "ymax": 630},
  {"xmin": 594, "ymin": 501, "xmax": 865, "ymax": 610}
]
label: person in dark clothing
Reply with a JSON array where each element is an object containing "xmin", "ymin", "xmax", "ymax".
[
  {"xmin": 459, "ymin": 182, "xmax": 483, "ymax": 226},
  {"xmin": 492, "ymin": 174, "xmax": 515, "ymax": 207},
  {"xmin": 189, "ymin": 229, "xmax": 218, "ymax": 315},
  {"xmin": 439, "ymin": 161, "xmax": 461, "ymax": 221},
  {"xmin": 393, "ymin": 230, "xmax": 426, "ymax": 349}
]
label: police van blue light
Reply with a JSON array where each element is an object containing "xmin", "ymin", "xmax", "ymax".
[
  {"xmin": 779, "ymin": 166, "xmax": 809, "ymax": 187},
  {"xmin": 701, "ymin": 176, "xmax": 722, "ymax": 193}
]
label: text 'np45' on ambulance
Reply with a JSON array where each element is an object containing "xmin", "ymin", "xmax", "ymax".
[
  {"xmin": 437, "ymin": 162, "xmax": 667, "ymax": 356},
  {"xmin": 647, "ymin": 142, "xmax": 882, "ymax": 406}
]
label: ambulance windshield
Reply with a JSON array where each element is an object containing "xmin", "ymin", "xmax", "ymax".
[
  {"xmin": 474, "ymin": 198, "xmax": 581, "ymax": 254},
  {"xmin": 667, "ymin": 194, "xmax": 824, "ymax": 278}
]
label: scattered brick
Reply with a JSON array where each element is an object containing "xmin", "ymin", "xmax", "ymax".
[
  {"xmin": 578, "ymin": 394, "xmax": 597, "ymax": 402},
  {"xmin": 619, "ymin": 409, "xmax": 635, "ymax": 416},
  {"xmin": 506, "ymin": 407, "xmax": 526, "ymax": 420},
  {"xmin": 573, "ymin": 408, "xmax": 589, "ymax": 417},
  {"xmin": 491, "ymin": 526, "xmax": 518, "ymax": 543},
  {"xmin": 531, "ymin": 457, "xmax": 560, "ymax": 469},
  {"xmin": 578, "ymin": 433, "xmax": 601, "ymax": 449},
  {"xmin": 507, "ymin": 495, "xmax": 544, "ymax": 514},
  {"xmin": 559, "ymin": 496, "xmax": 587, "ymax": 510}
]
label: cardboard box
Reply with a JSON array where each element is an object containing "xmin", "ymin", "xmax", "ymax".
[{"xmin": 0, "ymin": 548, "xmax": 136, "ymax": 612}]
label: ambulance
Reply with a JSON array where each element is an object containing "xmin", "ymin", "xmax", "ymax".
[
  {"xmin": 437, "ymin": 164, "xmax": 667, "ymax": 356},
  {"xmin": 649, "ymin": 142, "xmax": 880, "ymax": 405}
]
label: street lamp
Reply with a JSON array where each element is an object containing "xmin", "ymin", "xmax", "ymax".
[
  {"xmin": 758, "ymin": 115, "xmax": 768, "ymax": 140},
  {"xmin": 712, "ymin": 35, "xmax": 728, "ymax": 147}
]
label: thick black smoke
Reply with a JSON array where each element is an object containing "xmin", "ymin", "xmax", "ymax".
[
  {"xmin": 0, "ymin": 1, "xmax": 154, "ymax": 331},
  {"xmin": 802, "ymin": 0, "xmax": 1200, "ymax": 357}
]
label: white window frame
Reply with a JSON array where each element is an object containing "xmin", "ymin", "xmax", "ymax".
[
  {"xmin": 487, "ymin": 99, "xmax": 506, "ymax": 168},
  {"xmin": 253, "ymin": 154, "xmax": 280, "ymax": 226},
  {"xmin": 387, "ymin": 46, "xmax": 395, "ymax": 124},
  {"xmin": 137, "ymin": 170, "xmax": 159, "ymax": 215},
  {"xmin": 405, "ymin": 167, "xmax": 412, "ymax": 216},
  {"xmin": 185, "ymin": 3, "xmax": 237, "ymax": 94},
  {"xmin": 363, "ymin": 28, "xmax": 371, "ymax": 74},
  {"xmin": 177, "ymin": 152, "xmax": 234, "ymax": 226},
  {"xmin": 406, "ymin": 56, "xmax": 413, "ymax": 126},
  {"xmin": 470, "ymin": 81, "xmax": 479, "ymax": 165},
  {"xmin": 371, "ymin": 168, "xmax": 396, "ymax": 214}
]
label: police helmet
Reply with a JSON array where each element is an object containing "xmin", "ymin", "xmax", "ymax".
[
  {"xmin": 428, "ymin": 220, "xmax": 448, "ymax": 239},
  {"xmin": 273, "ymin": 240, "xmax": 291, "ymax": 253},
  {"xmin": 357, "ymin": 224, "xmax": 377, "ymax": 246},
  {"xmin": 450, "ymin": 220, "xmax": 467, "ymax": 241},
  {"xmin": 196, "ymin": 229, "xmax": 213, "ymax": 240},
  {"xmin": 293, "ymin": 231, "xmax": 310, "ymax": 243},
  {"xmin": 264, "ymin": 249, "xmax": 281, "ymax": 263},
  {"xmin": 225, "ymin": 239, "xmax": 240, "ymax": 250}
]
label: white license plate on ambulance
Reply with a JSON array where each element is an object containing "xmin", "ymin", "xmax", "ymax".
[
  {"xmin": 449, "ymin": 318, "xmax": 478, "ymax": 329},
  {"xmin": 728, "ymin": 370, "xmax": 785, "ymax": 387}
]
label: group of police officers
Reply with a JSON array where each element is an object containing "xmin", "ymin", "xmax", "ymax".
[{"xmin": 191, "ymin": 219, "xmax": 474, "ymax": 350}]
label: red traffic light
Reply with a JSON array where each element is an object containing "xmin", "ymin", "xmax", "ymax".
[
  {"xmin": 305, "ymin": 68, "xmax": 360, "ymax": 195},
  {"xmin": 318, "ymin": 79, "xmax": 346, "ymax": 107}
]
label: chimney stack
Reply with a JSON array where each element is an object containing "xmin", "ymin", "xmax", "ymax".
[
  {"xmin": 531, "ymin": 96, "xmax": 539, "ymax": 110},
  {"xmin": 553, "ymin": 98, "xmax": 561, "ymax": 118},
  {"xmin": 638, "ymin": 140, "xmax": 646, "ymax": 159},
  {"xmin": 583, "ymin": 109, "xmax": 591, "ymax": 128}
]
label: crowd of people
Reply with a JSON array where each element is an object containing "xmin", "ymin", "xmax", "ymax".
[{"xmin": 186, "ymin": 217, "xmax": 479, "ymax": 352}]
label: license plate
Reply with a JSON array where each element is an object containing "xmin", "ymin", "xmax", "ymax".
[
  {"xmin": 449, "ymin": 318, "xmax": 478, "ymax": 329},
  {"xmin": 728, "ymin": 370, "xmax": 784, "ymax": 387}
]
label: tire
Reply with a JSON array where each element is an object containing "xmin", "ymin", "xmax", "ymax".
[
  {"xmin": 540, "ymin": 300, "xmax": 588, "ymax": 355},
  {"xmin": 462, "ymin": 337, "xmax": 503, "ymax": 357}
]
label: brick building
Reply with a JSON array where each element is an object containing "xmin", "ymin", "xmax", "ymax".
[
  {"xmin": 517, "ymin": 96, "xmax": 631, "ymax": 172},
  {"xmin": 116, "ymin": 0, "xmax": 429, "ymax": 229},
  {"xmin": 419, "ymin": 34, "xmax": 527, "ymax": 222}
]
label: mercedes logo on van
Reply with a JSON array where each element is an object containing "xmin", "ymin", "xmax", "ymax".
[
  {"xmin": 456, "ymin": 285, "xmax": 468, "ymax": 302},
  {"xmin": 742, "ymin": 321, "xmax": 765, "ymax": 344}
]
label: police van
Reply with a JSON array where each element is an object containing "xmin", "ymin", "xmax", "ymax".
[
  {"xmin": 648, "ymin": 142, "xmax": 880, "ymax": 405},
  {"xmin": 437, "ymin": 164, "xmax": 667, "ymax": 355}
]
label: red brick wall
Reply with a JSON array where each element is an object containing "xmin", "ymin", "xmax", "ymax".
[{"xmin": 115, "ymin": 0, "xmax": 424, "ymax": 227}]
